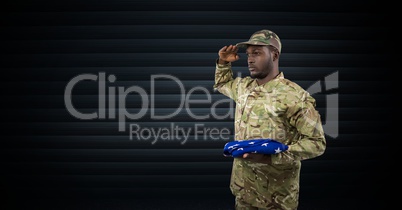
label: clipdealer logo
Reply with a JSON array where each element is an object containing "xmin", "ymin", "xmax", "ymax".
[
  {"xmin": 306, "ymin": 71, "xmax": 339, "ymax": 138},
  {"xmin": 64, "ymin": 71, "xmax": 339, "ymax": 144},
  {"xmin": 64, "ymin": 72, "xmax": 235, "ymax": 144}
]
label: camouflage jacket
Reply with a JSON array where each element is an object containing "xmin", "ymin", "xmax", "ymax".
[{"xmin": 214, "ymin": 61, "xmax": 326, "ymax": 209}]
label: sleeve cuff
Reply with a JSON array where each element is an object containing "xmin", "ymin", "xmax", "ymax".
[{"xmin": 215, "ymin": 58, "xmax": 231, "ymax": 68}]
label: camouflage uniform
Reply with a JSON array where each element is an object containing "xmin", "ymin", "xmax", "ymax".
[{"xmin": 214, "ymin": 30, "xmax": 326, "ymax": 210}]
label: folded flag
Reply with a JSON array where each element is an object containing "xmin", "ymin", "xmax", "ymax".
[{"xmin": 223, "ymin": 139, "xmax": 288, "ymax": 157}]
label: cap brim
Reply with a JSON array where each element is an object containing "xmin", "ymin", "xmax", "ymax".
[{"xmin": 236, "ymin": 41, "xmax": 269, "ymax": 48}]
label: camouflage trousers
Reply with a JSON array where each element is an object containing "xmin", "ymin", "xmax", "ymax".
[
  {"xmin": 235, "ymin": 196, "xmax": 266, "ymax": 210},
  {"xmin": 235, "ymin": 196, "xmax": 295, "ymax": 210}
]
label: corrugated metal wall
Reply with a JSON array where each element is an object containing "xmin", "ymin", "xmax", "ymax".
[{"xmin": 1, "ymin": 0, "xmax": 389, "ymax": 209}]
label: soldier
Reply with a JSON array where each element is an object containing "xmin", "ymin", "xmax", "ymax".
[{"xmin": 214, "ymin": 29, "xmax": 326, "ymax": 210}]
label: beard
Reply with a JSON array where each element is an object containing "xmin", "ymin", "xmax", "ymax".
[
  {"xmin": 250, "ymin": 59, "xmax": 274, "ymax": 79},
  {"xmin": 250, "ymin": 70, "xmax": 268, "ymax": 79}
]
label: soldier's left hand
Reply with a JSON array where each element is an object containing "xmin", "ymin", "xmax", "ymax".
[{"xmin": 242, "ymin": 153, "xmax": 271, "ymax": 164}]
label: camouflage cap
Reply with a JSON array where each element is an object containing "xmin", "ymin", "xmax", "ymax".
[{"xmin": 236, "ymin": 30, "xmax": 282, "ymax": 53}]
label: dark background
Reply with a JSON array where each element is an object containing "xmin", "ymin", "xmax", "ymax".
[{"xmin": 1, "ymin": 0, "xmax": 390, "ymax": 209}]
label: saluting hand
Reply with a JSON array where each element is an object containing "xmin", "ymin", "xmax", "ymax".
[{"xmin": 218, "ymin": 45, "xmax": 240, "ymax": 64}]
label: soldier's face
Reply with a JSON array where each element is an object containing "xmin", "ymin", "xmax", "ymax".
[{"xmin": 246, "ymin": 45, "xmax": 274, "ymax": 79}]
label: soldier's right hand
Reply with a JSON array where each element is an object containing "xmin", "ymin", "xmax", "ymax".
[{"xmin": 218, "ymin": 45, "xmax": 240, "ymax": 63}]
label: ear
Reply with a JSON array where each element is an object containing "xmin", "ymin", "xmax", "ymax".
[{"xmin": 272, "ymin": 51, "xmax": 279, "ymax": 61}]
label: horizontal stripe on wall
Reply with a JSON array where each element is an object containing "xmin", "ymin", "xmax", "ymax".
[
  {"xmin": 1, "ymin": 11, "xmax": 380, "ymax": 27},
  {"xmin": 0, "ymin": 148, "xmax": 386, "ymax": 162},
  {"xmin": 1, "ymin": 39, "xmax": 383, "ymax": 54},
  {"xmin": 1, "ymin": 53, "xmax": 385, "ymax": 68},
  {"xmin": 1, "ymin": 25, "xmax": 386, "ymax": 40},
  {"xmin": 2, "ymin": 134, "xmax": 390, "ymax": 149}
]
